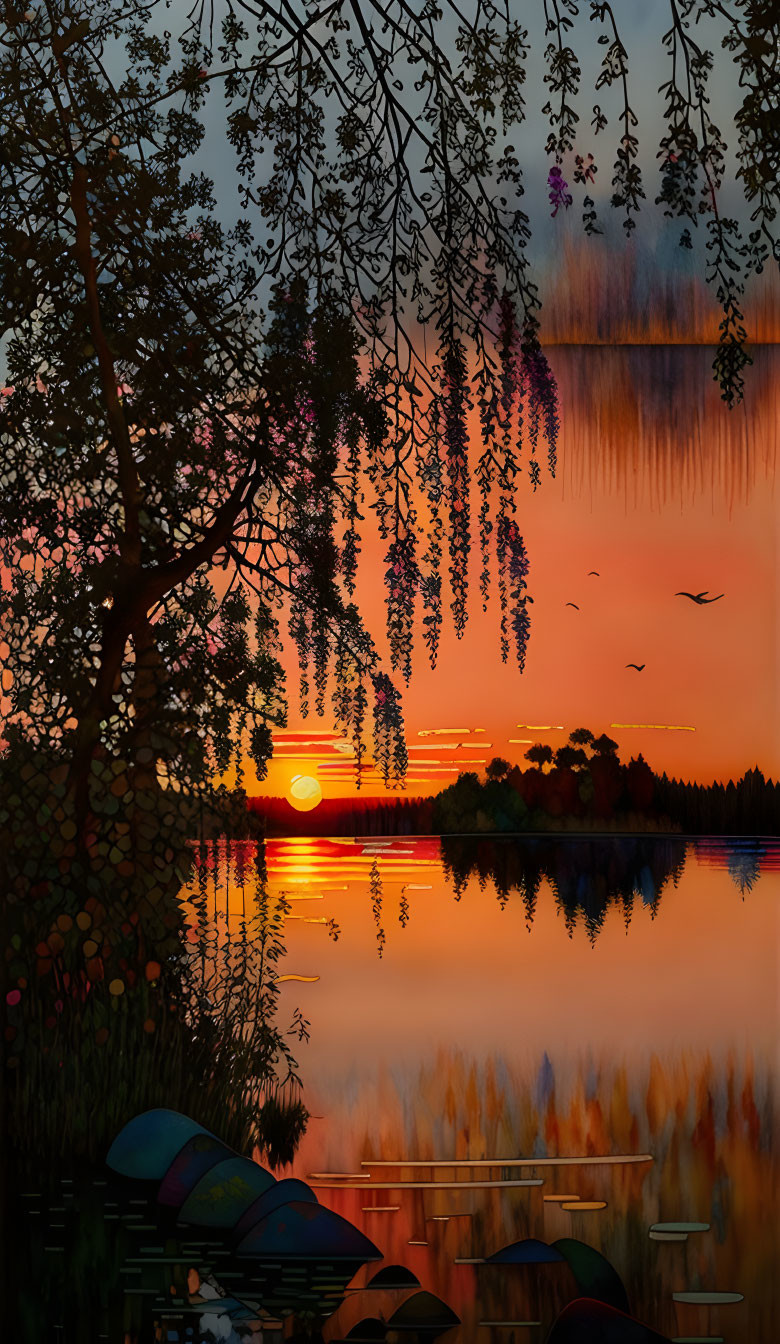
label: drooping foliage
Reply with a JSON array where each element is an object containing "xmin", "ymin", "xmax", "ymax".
[
  {"xmin": 0, "ymin": 1, "xmax": 565, "ymax": 807},
  {"xmin": 3, "ymin": 0, "xmax": 774, "ymax": 811}
]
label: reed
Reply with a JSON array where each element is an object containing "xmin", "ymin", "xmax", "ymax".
[{"xmin": 4, "ymin": 827, "xmax": 308, "ymax": 1176}]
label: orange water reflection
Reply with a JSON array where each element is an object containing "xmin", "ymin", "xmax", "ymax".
[{"xmin": 185, "ymin": 837, "xmax": 778, "ymax": 1340}]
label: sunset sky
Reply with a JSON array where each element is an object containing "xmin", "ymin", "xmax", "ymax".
[
  {"xmin": 248, "ymin": 284, "xmax": 778, "ymax": 802},
  {"xmin": 242, "ymin": 237, "xmax": 774, "ymax": 801},
  {"xmin": 180, "ymin": 7, "xmax": 780, "ymax": 805}
]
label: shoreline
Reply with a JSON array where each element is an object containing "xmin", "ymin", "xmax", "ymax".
[{"xmin": 257, "ymin": 830, "xmax": 780, "ymax": 841}]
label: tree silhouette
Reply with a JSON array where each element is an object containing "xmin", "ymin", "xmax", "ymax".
[
  {"xmin": 0, "ymin": 0, "xmax": 551, "ymax": 1179},
  {"xmin": 0, "ymin": 0, "xmax": 570, "ymax": 814},
  {"xmin": 591, "ymin": 733, "xmax": 620, "ymax": 757},
  {"xmin": 554, "ymin": 744, "xmax": 589, "ymax": 771},
  {"xmin": 526, "ymin": 743, "xmax": 555, "ymax": 770},
  {"xmin": 569, "ymin": 727, "xmax": 595, "ymax": 748},
  {"xmin": 486, "ymin": 756, "xmax": 511, "ymax": 780}
]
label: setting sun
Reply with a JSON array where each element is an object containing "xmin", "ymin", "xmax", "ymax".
[{"xmin": 286, "ymin": 774, "xmax": 323, "ymax": 812}]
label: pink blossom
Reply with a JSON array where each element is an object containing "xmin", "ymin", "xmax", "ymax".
[{"xmin": 547, "ymin": 165, "xmax": 573, "ymax": 218}]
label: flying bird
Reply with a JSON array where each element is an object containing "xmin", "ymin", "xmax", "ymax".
[
  {"xmin": 675, "ymin": 590, "xmax": 724, "ymax": 604},
  {"xmin": 626, "ymin": 663, "xmax": 646, "ymax": 671},
  {"xmin": 587, "ymin": 571, "xmax": 600, "ymax": 577},
  {"xmin": 565, "ymin": 602, "xmax": 579, "ymax": 610}
]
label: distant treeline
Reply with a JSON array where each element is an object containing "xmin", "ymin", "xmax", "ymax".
[
  {"xmin": 248, "ymin": 761, "xmax": 778, "ymax": 836},
  {"xmin": 248, "ymin": 793, "xmax": 437, "ymax": 836},
  {"xmin": 431, "ymin": 759, "xmax": 779, "ymax": 836},
  {"xmin": 653, "ymin": 768, "xmax": 778, "ymax": 835}
]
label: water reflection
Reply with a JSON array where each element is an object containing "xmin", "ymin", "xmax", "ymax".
[
  {"xmin": 226, "ymin": 834, "xmax": 777, "ymax": 924},
  {"xmin": 440, "ymin": 835, "xmax": 688, "ymax": 940},
  {"xmin": 693, "ymin": 836, "xmax": 780, "ymax": 897},
  {"xmin": 180, "ymin": 835, "xmax": 778, "ymax": 1341},
  {"xmin": 304, "ymin": 1042, "xmax": 775, "ymax": 1343}
]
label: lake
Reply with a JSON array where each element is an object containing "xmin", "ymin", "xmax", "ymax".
[{"xmin": 184, "ymin": 834, "xmax": 779, "ymax": 1342}]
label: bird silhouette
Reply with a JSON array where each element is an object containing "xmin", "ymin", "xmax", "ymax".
[
  {"xmin": 626, "ymin": 663, "xmax": 646, "ymax": 671},
  {"xmin": 587, "ymin": 571, "xmax": 600, "ymax": 577},
  {"xmin": 675, "ymin": 590, "xmax": 724, "ymax": 604},
  {"xmin": 565, "ymin": 602, "xmax": 580, "ymax": 610}
]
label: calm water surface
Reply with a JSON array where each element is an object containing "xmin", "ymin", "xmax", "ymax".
[{"xmin": 191, "ymin": 836, "xmax": 779, "ymax": 1342}]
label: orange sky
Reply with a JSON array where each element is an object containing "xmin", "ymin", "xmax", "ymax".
[{"xmin": 248, "ymin": 339, "xmax": 778, "ymax": 801}]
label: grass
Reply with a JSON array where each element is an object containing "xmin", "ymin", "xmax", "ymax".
[{"xmin": 5, "ymin": 834, "xmax": 309, "ymax": 1177}]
